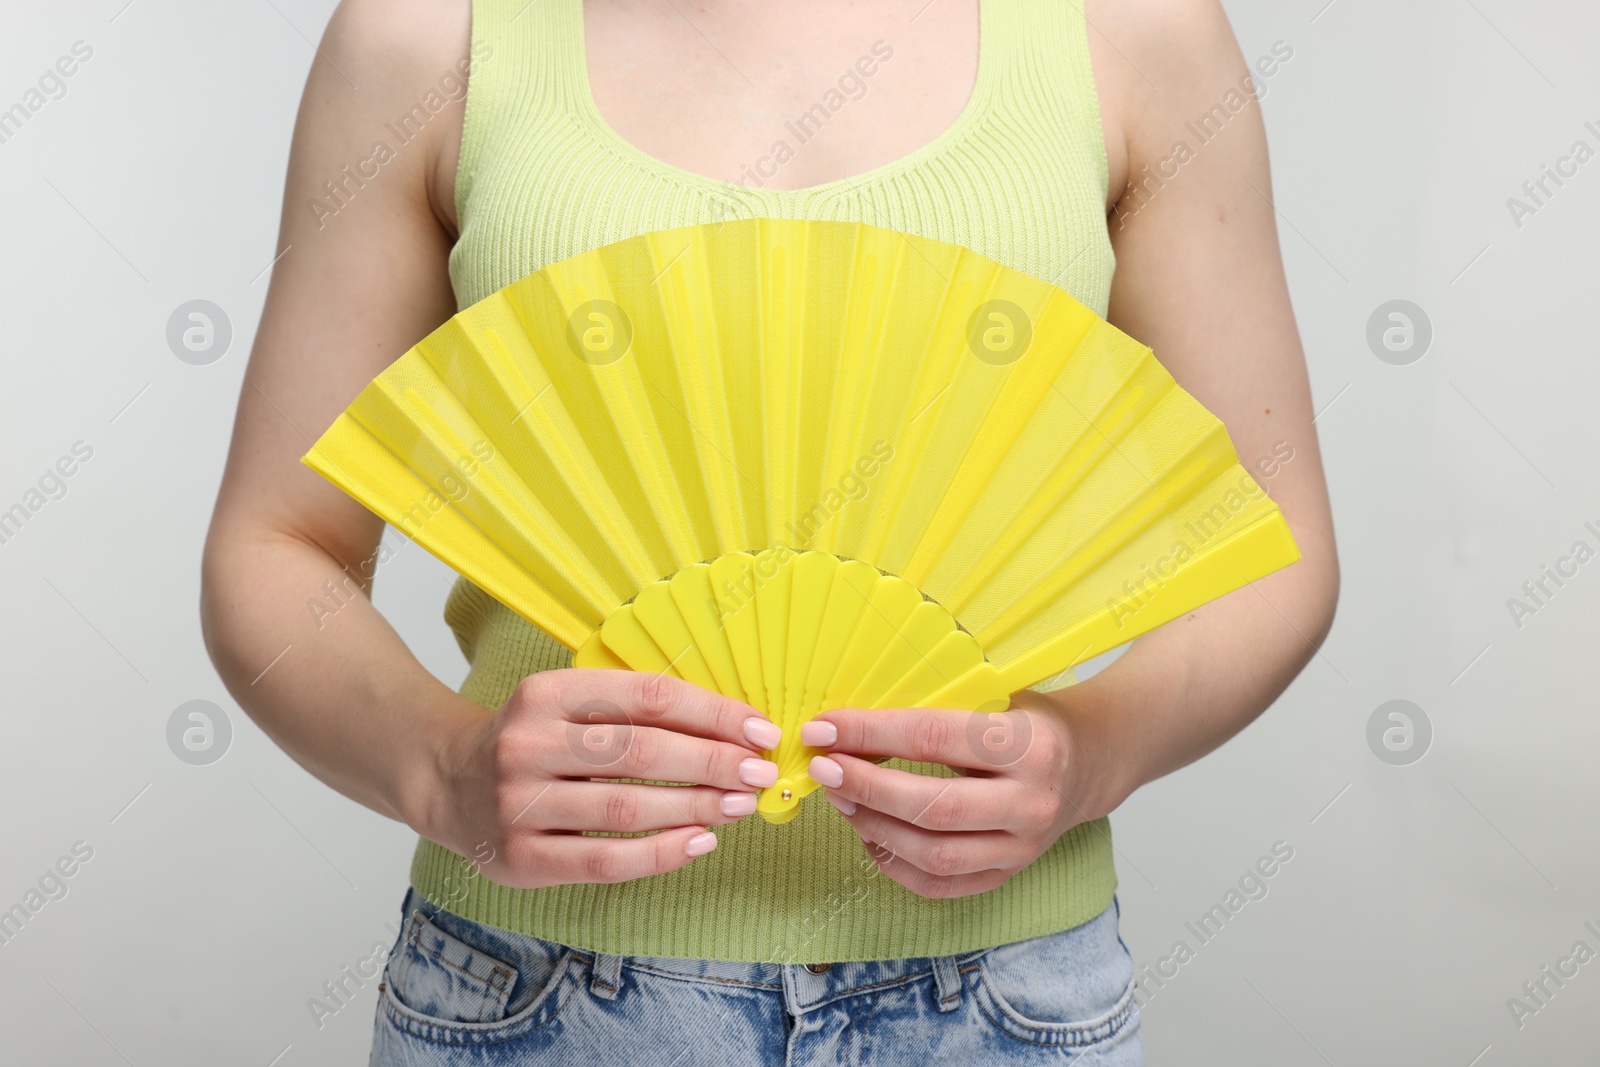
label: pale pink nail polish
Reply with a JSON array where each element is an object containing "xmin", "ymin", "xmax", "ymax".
[
  {"xmin": 721, "ymin": 792, "xmax": 757, "ymax": 817},
  {"xmin": 809, "ymin": 755, "xmax": 844, "ymax": 788},
  {"xmin": 744, "ymin": 717, "xmax": 782, "ymax": 749},
  {"xmin": 801, "ymin": 721, "xmax": 838, "ymax": 747},
  {"xmin": 685, "ymin": 832, "xmax": 718, "ymax": 857},
  {"xmin": 825, "ymin": 791, "xmax": 856, "ymax": 816},
  {"xmin": 739, "ymin": 758, "xmax": 779, "ymax": 788}
]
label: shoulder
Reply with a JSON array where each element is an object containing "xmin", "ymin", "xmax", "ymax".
[
  {"xmin": 321, "ymin": 0, "xmax": 471, "ymax": 79},
  {"xmin": 308, "ymin": 0, "xmax": 474, "ymax": 228},
  {"xmin": 1082, "ymin": 0, "xmax": 1241, "ymax": 79},
  {"xmin": 1082, "ymin": 0, "xmax": 1262, "ymax": 199}
]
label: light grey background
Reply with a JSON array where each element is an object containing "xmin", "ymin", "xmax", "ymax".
[{"xmin": 1, "ymin": 1, "xmax": 1595, "ymax": 1063}]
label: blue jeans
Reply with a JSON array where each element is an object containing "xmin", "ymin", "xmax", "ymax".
[{"xmin": 370, "ymin": 886, "xmax": 1142, "ymax": 1065}]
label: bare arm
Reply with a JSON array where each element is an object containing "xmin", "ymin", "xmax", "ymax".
[
  {"xmin": 201, "ymin": 0, "xmax": 471, "ymax": 833},
  {"xmin": 1064, "ymin": 0, "xmax": 1339, "ymax": 811},
  {"xmin": 202, "ymin": 0, "xmax": 774, "ymax": 884},
  {"xmin": 805, "ymin": 0, "xmax": 1339, "ymax": 897}
]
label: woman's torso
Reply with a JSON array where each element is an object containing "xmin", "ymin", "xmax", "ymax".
[{"xmin": 410, "ymin": 0, "xmax": 1126, "ymax": 962}]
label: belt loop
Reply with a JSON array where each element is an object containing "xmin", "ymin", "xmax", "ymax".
[
  {"xmin": 590, "ymin": 953, "xmax": 624, "ymax": 1000},
  {"xmin": 932, "ymin": 955, "xmax": 963, "ymax": 1012}
]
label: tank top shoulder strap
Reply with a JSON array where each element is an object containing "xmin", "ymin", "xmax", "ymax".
[
  {"xmin": 466, "ymin": 0, "xmax": 586, "ymax": 99},
  {"xmin": 455, "ymin": 0, "xmax": 590, "ymax": 209},
  {"xmin": 987, "ymin": 0, "xmax": 1108, "ymax": 179}
]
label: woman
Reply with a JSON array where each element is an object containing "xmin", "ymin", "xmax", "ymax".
[{"xmin": 202, "ymin": 0, "xmax": 1338, "ymax": 1061}]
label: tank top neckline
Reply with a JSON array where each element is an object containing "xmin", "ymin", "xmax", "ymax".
[{"xmin": 566, "ymin": 0, "xmax": 995, "ymax": 199}]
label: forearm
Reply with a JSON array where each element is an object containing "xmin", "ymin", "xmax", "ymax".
[
  {"xmin": 200, "ymin": 529, "xmax": 482, "ymax": 836},
  {"xmin": 1035, "ymin": 548, "xmax": 1339, "ymax": 821}
]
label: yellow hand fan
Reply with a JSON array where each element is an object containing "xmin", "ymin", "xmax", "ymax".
[{"xmin": 303, "ymin": 217, "xmax": 1299, "ymax": 823}]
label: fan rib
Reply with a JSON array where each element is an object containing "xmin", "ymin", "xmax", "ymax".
[
  {"xmin": 974, "ymin": 419, "xmax": 1241, "ymax": 650},
  {"xmin": 346, "ymin": 376, "xmax": 607, "ymax": 629},
  {"xmin": 934, "ymin": 335, "xmax": 1178, "ymax": 618}
]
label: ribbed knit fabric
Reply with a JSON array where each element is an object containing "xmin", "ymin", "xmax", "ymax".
[{"xmin": 412, "ymin": 0, "xmax": 1120, "ymax": 963}]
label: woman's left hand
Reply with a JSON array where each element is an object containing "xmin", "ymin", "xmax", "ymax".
[{"xmin": 800, "ymin": 690, "xmax": 1127, "ymax": 899}]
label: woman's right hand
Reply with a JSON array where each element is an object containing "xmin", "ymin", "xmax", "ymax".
[{"xmin": 426, "ymin": 669, "xmax": 782, "ymax": 890}]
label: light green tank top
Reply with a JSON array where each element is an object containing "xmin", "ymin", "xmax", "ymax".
[{"xmin": 413, "ymin": 0, "xmax": 1119, "ymax": 962}]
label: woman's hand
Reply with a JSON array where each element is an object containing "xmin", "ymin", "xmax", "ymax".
[
  {"xmin": 799, "ymin": 689, "xmax": 1125, "ymax": 900},
  {"xmin": 426, "ymin": 669, "xmax": 782, "ymax": 890}
]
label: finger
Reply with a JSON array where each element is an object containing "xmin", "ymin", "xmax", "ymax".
[
  {"xmin": 542, "ymin": 825, "xmax": 720, "ymax": 885},
  {"xmin": 808, "ymin": 706, "xmax": 1042, "ymax": 772},
  {"xmin": 861, "ymin": 840, "xmax": 1013, "ymax": 900},
  {"xmin": 831, "ymin": 798, "xmax": 1021, "ymax": 878},
  {"xmin": 533, "ymin": 783, "xmax": 757, "ymax": 833},
  {"xmin": 553, "ymin": 723, "xmax": 778, "ymax": 792},
  {"xmin": 812, "ymin": 752, "xmax": 1023, "ymax": 832},
  {"xmin": 552, "ymin": 668, "xmax": 782, "ymax": 751}
]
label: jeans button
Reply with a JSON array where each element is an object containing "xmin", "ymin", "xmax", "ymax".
[{"xmin": 805, "ymin": 963, "xmax": 832, "ymax": 974}]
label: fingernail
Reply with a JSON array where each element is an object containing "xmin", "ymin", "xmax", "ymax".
[
  {"xmin": 825, "ymin": 791, "xmax": 856, "ymax": 816},
  {"xmin": 809, "ymin": 755, "xmax": 844, "ymax": 788},
  {"xmin": 739, "ymin": 758, "xmax": 779, "ymax": 788},
  {"xmin": 743, "ymin": 717, "xmax": 782, "ymax": 749},
  {"xmin": 801, "ymin": 721, "xmax": 838, "ymax": 747},
  {"xmin": 720, "ymin": 792, "xmax": 757, "ymax": 817},
  {"xmin": 685, "ymin": 831, "xmax": 718, "ymax": 857}
]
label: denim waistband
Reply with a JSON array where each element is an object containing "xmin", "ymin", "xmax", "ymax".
[
  {"xmin": 401, "ymin": 886, "xmax": 991, "ymax": 1017},
  {"xmin": 600, "ymin": 945, "xmax": 989, "ymax": 1014}
]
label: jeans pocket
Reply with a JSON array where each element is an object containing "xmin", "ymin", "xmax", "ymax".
[
  {"xmin": 386, "ymin": 909, "xmax": 521, "ymax": 1024},
  {"xmin": 378, "ymin": 894, "xmax": 572, "ymax": 1044},
  {"xmin": 970, "ymin": 904, "xmax": 1139, "ymax": 1049}
]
